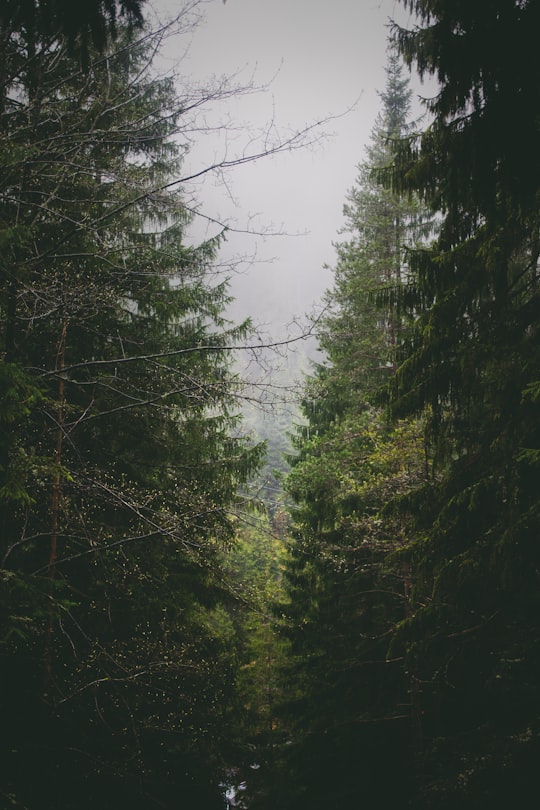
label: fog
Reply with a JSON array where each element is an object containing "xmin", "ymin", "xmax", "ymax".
[{"xmin": 154, "ymin": 0, "xmax": 430, "ymax": 335}]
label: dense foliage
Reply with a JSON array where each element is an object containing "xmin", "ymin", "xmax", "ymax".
[
  {"xmin": 259, "ymin": 53, "xmax": 432, "ymax": 810},
  {"xmin": 269, "ymin": 1, "xmax": 540, "ymax": 805},
  {"xmin": 0, "ymin": 14, "xmax": 262, "ymax": 810},
  {"xmin": 385, "ymin": 0, "xmax": 540, "ymax": 805},
  {"xmin": 0, "ymin": 0, "xmax": 145, "ymax": 58},
  {"xmin": 1, "ymin": 2, "xmax": 538, "ymax": 808}
]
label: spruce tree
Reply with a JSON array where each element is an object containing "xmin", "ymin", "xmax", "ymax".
[
  {"xmin": 0, "ymin": 0, "xmax": 145, "ymax": 59},
  {"xmin": 0, "ymin": 19, "xmax": 262, "ymax": 810},
  {"xmin": 386, "ymin": 1, "xmax": 540, "ymax": 805},
  {"xmin": 312, "ymin": 50, "xmax": 429, "ymax": 419},
  {"xmin": 270, "ymin": 51, "xmax": 430, "ymax": 810}
]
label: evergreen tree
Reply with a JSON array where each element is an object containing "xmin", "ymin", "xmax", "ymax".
[
  {"xmin": 309, "ymin": 49, "xmax": 430, "ymax": 429},
  {"xmin": 269, "ymin": 52, "xmax": 430, "ymax": 810},
  {"xmin": 0, "ymin": 0, "xmax": 145, "ymax": 59},
  {"xmin": 220, "ymin": 512, "xmax": 290, "ymax": 809},
  {"xmin": 0, "ymin": 19, "xmax": 262, "ymax": 810},
  {"xmin": 324, "ymin": 52, "xmax": 417, "ymax": 382},
  {"xmin": 385, "ymin": 1, "xmax": 540, "ymax": 805}
]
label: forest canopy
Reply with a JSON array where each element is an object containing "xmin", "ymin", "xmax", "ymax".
[
  {"xmin": 265, "ymin": 2, "xmax": 540, "ymax": 808},
  {"xmin": 0, "ymin": 7, "xmax": 267, "ymax": 809},
  {"xmin": 1, "ymin": 1, "xmax": 539, "ymax": 809}
]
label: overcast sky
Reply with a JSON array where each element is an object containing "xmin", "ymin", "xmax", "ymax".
[{"xmin": 154, "ymin": 0, "xmax": 430, "ymax": 340}]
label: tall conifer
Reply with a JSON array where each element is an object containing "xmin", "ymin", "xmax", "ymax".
[
  {"xmin": 271, "ymin": 51, "xmax": 429, "ymax": 810},
  {"xmin": 0, "ymin": 19, "xmax": 262, "ymax": 810},
  {"xmin": 387, "ymin": 1, "xmax": 540, "ymax": 805}
]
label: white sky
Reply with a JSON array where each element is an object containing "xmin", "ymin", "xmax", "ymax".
[{"xmin": 153, "ymin": 0, "xmax": 430, "ymax": 340}]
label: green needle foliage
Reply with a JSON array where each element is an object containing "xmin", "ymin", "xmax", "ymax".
[
  {"xmin": 384, "ymin": 1, "xmax": 540, "ymax": 806},
  {"xmin": 0, "ymin": 0, "xmax": 145, "ymax": 64},
  {"xmin": 272, "ymin": 6, "xmax": 539, "ymax": 803},
  {"xmin": 0, "ymin": 16, "xmax": 263, "ymax": 810},
  {"xmin": 268, "ymin": 51, "xmax": 432, "ymax": 810}
]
